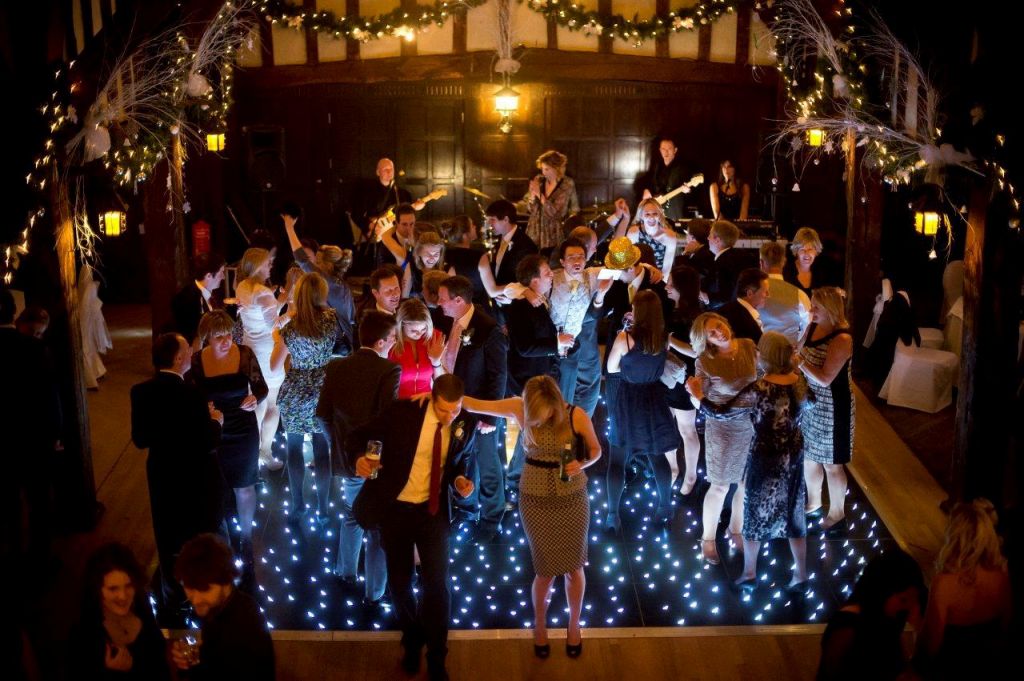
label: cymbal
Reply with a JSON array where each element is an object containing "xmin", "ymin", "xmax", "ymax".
[{"xmin": 463, "ymin": 186, "xmax": 491, "ymax": 200}]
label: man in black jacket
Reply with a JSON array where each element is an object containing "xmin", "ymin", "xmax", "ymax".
[
  {"xmin": 436, "ymin": 276, "xmax": 508, "ymax": 543},
  {"xmin": 130, "ymin": 333, "xmax": 224, "ymax": 621},
  {"xmin": 169, "ymin": 253, "xmax": 225, "ymax": 348},
  {"xmin": 316, "ymin": 311, "xmax": 400, "ymax": 606},
  {"xmin": 172, "ymin": 533, "xmax": 274, "ymax": 680},
  {"xmin": 706, "ymin": 220, "xmax": 754, "ymax": 309},
  {"xmin": 719, "ymin": 268, "xmax": 769, "ymax": 343},
  {"xmin": 351, "ymin": 376, "xmax": 476, "ymax": 681}
]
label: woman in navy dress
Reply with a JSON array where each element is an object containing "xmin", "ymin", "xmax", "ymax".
[
  {"xmin": 189, "ymin": 310, "xmax": 267, "ymax": 559},
  {"xmin": 605, "ymin": 289, "xmax": 681, "ymax": 532}
]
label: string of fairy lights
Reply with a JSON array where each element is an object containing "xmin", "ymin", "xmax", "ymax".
[{"xmin": 259, "ymin": 0, "xmax": 741, "ymax": 47}]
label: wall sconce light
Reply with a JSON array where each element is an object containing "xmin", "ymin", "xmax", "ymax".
[
  {"xmin": 494, "ymin": 85, "xmax": 520, "ymax": 134},
  {"xmin": 102, "ymin": 210, "xmax": 126, "ymax": 237},
  {"xmin": 206, "ymin": 132, "xmax": 226, "ymax": 152},
  {"xmin": 807, "ymin": 129, "xmax": 824, "ymax": 147}
]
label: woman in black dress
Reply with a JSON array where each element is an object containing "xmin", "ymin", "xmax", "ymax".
[
  {"xmin": 687, "ymin": 331, "xmax": 811, "ymax": 594},
  {"xmin": 190, "ymin": 311, "xmax": 267, "ymax": 559},
  {"xmin": 605, "ymin": 290, "xmax": 682, "ymax": 531},
  {"xmin": 403, "ymin": 231, "xmax": 446, "ymax": 299},
  {"xmin": 784, "ymin": 227, "xmax": 837, "ymax": 296},
  {"xmin": 709, "ymin": 159, "xmax": 750, "ymax": 221},
  {"xmin": 665, "ymin": 263, "xmax": 703, "ymax": 496},
  {"xmin": 68, "ymin": 543, "xmax": 171, "ymax": 680}
]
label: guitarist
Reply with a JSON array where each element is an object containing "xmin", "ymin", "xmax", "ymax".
[{"xmin": 641, "ymin": 137, "xmax": 689, "ymax": 221}]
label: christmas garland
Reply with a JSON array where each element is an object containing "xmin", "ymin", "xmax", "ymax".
[
  {"xmin": 257, "ymin": 0, "xmax": 486, "ymax": 42},
  {"xmin": 258, "ymin": 0, "xmax": 743, "ymax": 47}
]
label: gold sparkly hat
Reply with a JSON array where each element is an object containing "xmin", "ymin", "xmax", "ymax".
[{"xmin": 604, "ymin": 236, "xmax": 642, "ymax": 270}]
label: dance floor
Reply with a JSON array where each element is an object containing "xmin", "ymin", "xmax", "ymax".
[{"xmin": 236, "ymin": 436, "xmax": 892, "ymax": 632}]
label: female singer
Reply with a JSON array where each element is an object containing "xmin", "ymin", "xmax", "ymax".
[
  {"xmin": 526, "ymin": 150, "xmax": 580, "ymax": 251},
  {"xmin": 709, "ymin": 159, "xmax": 750, "ymax": 221}
]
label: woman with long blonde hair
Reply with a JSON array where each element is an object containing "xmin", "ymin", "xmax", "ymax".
[
  {"xmin": 688, "ymin": 311, "xmax": 757, "ymax": 565},
  {"xmin": 917, "ymin": 499, "xmax": 1011, "ymax": 678},
  {"xmin": 236, "ymin": 247, "xmax": 288, "ymax": 470},
  {"xmin": 271, "ymin": 272, "xmax": 338, "ymax": 524},
  {"xmin": 625, "ymin": 198, "xmax": 678, "ymax": 276},
  {"xmin": 402, "ymin": 231, "xmax": 446, "ymax": 299},
  {"xmin": 458, "ymin": 376, "xmax": 601, "ymax": 659},
  {"xmin": 798, "ymin": 286, "xmax": 854, "ymax": 537},
  {"xmin": 389, "ymin": 299, "xmax": 446, "ymax": 398}
]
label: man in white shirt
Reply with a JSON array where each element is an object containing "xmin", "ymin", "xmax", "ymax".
[{"xmin": 351, "ymin": 375, "xmax": 476, "ymax": 681}]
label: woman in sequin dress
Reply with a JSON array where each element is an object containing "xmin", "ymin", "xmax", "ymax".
[
  {"xmin": 460, "ymin": 376, "xmax": 601, "ymax": 658},
  {"xmin": 689, "ymin": 312, "xmax": 757, "ymax": 565},
  {"xmin": 271, "ymin": 272, "xmax": 338, "ymax": 523},
  {"xmin": 526, "ymin": 150, "xmax": 580, "ymax": 251}
]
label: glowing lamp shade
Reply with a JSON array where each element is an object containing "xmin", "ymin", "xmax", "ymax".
[
  {"xmin": 102, "ymin": 210, "xmax": 126, "ymax": 237},
  {"xmin": 807, "ymin": 129, "xmax": 825, "ymax": 147},
  {"xmin": 494, "ymin": 86, "xmax": 520, "ymax": 115},
  {"xmin": 206, "ymin": 133, "xmax": 226, "ymax": 152},
  {"xmin": 914, "ymin": 211, "xmax": 941, "ymax": 236}
]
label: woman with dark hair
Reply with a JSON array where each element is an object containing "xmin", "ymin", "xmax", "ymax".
[
  {"xmin": 189, "ymin": 310, "xmax": 267, "ymax": 561},
  {"xmin": 665, "ymin": 263, "xmax": 703, "ymax": 496},
  {"xmin": 818, "ymin": 548, "xmax": 925, "ymax": 681},
  {"xmin": 680, "ymin": 218, "xmax": 716, "ymax": 283},
  {"xmin": 526, "ymin": 150, "xmax": 581, "ymax": 250},
  {"xmin": 271, "ymin": 272, "xmax": 338, "ymax": 524},
  {"xmin": 442, "ymin": 215, "xmax": 506, "ymax": 307},
  {"xmin": 709, "ymin": 160, "xmax": 750, "ymax": 221},
  {"xmin": 604, "ymin": 289, "xmax": 681, "ymax": 532},
  {"xmin": 68, "ymin": 543, "xmax": 171, "ymax": 680}
]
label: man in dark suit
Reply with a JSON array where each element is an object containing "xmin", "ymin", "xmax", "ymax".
[
  {"xmin": 351, "ymin": 375, "xmax": 477, "ymax": 681},
  {"xmin": 355, "ymin": 264, "xmax": 403, "ymax": 324},
  {"xmin": 505, "ymin": 254, "xmax": 574, "ymax": 396},
  {"xmin": 485, "ymin": 199, "xmax": 537, "ymax": 287},
  {"xmin": 170, "ymin": 253, "xmax": 225, "ymax": 348},
  {"xmin": 316, "ymin": 311, "xmax": 400, "ymax": 607},
  {"xmin": 436, "ymin": 275, "xmax": 508, "ymax": 543},
  {"xmin": 719, "ymin": 268, "xmax": 769, "ymax": 343},
  {"xmin": 1, "ymin": 289, "xmax": 62, "ymax": 574},
  {"xmin": 130, "ymin": 332, "xmax": 225, "ymax": 622},
  {"xmin": 705, "ymin": 220, "xmax": 754, "ymax": 309}
]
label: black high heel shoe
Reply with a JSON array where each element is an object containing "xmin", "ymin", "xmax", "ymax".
[
  {"xmin": 734, "ymin": 577, "xmax": 757, "ymax": 596},
  {"xmin": 533, "ymin": 644, "xmax": 550, "ymax": 659},
  {"xmin": 604, "ymin": 514, "xmax": 622, "ymax": 536},
  {"xmin": 565, "ymin": 641, "xmax": 583, "ymax": 658},
  {"xmin": 805, "ymin": 506, "xmax": 825, "ymax": 520},
  {"xmin": 822, "ymin": 517, "xmax": 848, "ymax": 539}
]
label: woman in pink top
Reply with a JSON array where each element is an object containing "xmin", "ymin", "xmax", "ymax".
[{"xmin": 388, "ymin": 299, "xmax": 446, "ymax": 398}]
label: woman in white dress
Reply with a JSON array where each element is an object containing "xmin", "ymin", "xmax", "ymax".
[
  {"xmin": 78, "ymin": 264, "xmax": 112, "ymax": 389},
  {"xmin": 236, "ymin": 248, "xmax": 288, "ymax": 469}
]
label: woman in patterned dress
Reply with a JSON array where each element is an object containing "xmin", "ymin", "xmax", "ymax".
[
  {"xmin": 271, "ymin": 272, "xmax": 338, "ymax": 524},
  {"xmin": 460, "ymin": 376, "xmax": 601, "ymax": 659},
  {"xmin": 688, "ymin": 331, "xmax": 811, "ymax": 593},
  {"xmin": 526, "ymin": 150, "xmax": 580, "ymax": 251},
  {"xmin": 689, "ymin": 312, "xmax": 758, "ymax": 565},
  {"xmin": 798, "ymin": 286, "xmax": 855, "ymax": 537}
]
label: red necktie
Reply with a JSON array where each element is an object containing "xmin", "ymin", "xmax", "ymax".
[{"xmin": 428, "ymin": 422, "xmax": 443, "ymax": 515}]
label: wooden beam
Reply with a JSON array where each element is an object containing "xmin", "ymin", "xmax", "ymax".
[
  {"xmin": 655, "ymin": 0, "xmax": 669, "ymax": 59},
  {"xmin": 547, "ymin": 17, "xmax": 558, "ymax": 50},
  {"xmin": 79, "ymin": 0, "xmax": 93, "ymax": 39},
  {"xmin": 697, "ymin": 23, "xmax": 711, "ymax": 61},
  {"xmin": 453, "ymin": 7, "xmax": 467, "ymax": 54},
  {"xmin": 303, "ymin": 0, "xmax": 319, "ymax": 66},
  {"xmin": 735, "ymin": 4, "xmax": 751, "ymax": 66},
  {"xmin": 846, "ymin": 157, "xmax": 883, "ymax": 359},
  {"xmin": 598, "ymin": 0, "xmax": 613, "ymax": 54},
  {"xmin": 242, "ymin": 49, "xmax": 776, "ymax": 89},
  {"xmin": 259, "ymin": 10, "xmax": 275, "ymax": 67},
  {"xmin": 346, "ymin": 0, "xmax": 359, "ymax": 60},
  {"xmin": 400, "ymin": 0, "xmax": 418, "ymax": 57}
]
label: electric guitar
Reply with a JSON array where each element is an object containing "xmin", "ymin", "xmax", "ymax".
[
  {"xmin": 654, "ymin": 173, "xmax": 705, "ymax": 206},
  {"xmin": 370, "ymin": 188, "xmax": 449, "ymax": 240}
]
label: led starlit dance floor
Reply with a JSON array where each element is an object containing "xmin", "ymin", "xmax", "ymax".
[{"xmin": 234, "ymin": 437, "xmax": 894, "ymax": 632}]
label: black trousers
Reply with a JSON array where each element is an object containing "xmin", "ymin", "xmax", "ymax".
[{"xmin": 380, "ymin": 502, "xmax": 451, "ymax": 669}]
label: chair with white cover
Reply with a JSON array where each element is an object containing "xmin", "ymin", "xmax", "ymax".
[
  {"xmin": 879, "ymin": 340, "xmax": 959, "ymax": 413},
  {"xmin": 944, "ymin": 296, "xmax": 963, "ymax": 360}
]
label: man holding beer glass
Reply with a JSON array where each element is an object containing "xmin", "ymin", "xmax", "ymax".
[{"xmin": 349, "ymin": 374, "xmax": 476, "ymax": 681}]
